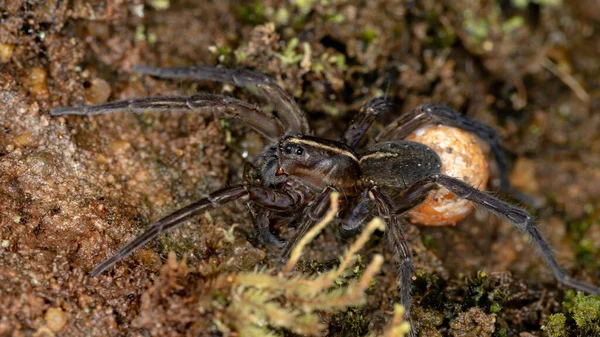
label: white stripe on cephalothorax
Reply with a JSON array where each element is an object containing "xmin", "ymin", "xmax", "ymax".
[{"xmin": 287, "ymin": 138, "xmax": 359, "ymax": 162}]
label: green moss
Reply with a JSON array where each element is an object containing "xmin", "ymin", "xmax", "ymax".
[
  {"xmin": 361, "ymin": 28, "xmax": 377, "ymax": 44},
  {"xmin": 512, "ymin": 0, "xmax": 562, "ymax": 8},
  {"xmin": 493, "ymin": 327, "xmax": 508, "ymax": 337},
  {"xmin": 562, "ymin": 291, "xmax": 600, "ymax": 334},
  {"xmin": 421, "ymin": 235, "xmax": 436, "ymax": 249},
  {"xmin": 567, "ymin": 220, "xmax": 591, "ymax": 240},
  {"xmin": 149, "ymin": 0, "xmax": 170, "ymax": 10},
  {"xmin": 135, "ymin": 25, "xmax": 146, "ymax": 42},
  {"xmin": 324, "ymin": 11, "xmax": 345, "ymax": 24},
  {"xmin": 462, "ymin": 9, "xmax": 489, "ymax": 43},
  {"xmin": 293, "ymin": 0, "xmax": 317, "ymax": 15},
  {"xmin": 330, "ymin": 308, "xmax": 369, "ymax": 337},
  {"xmin": 275, "ymin": 38, "xmax": 304, "ymax": 65},
  {"xmin": 274, "ymin": 7, "xmax": 290, "ymax": 25},
  {"xmin": 466, "ymin": 270, "xmax": 487, "ymax": 305},
  {"xmin": 541, "ymin": 313, "xmax": 567, "ymax": 337},
  {"xmin": 575, "ymin": 237, "xmax": 595, "ymax": 267},
  {"xmin": 567, "ymin": 218, "xmax": 598, "ymax": 269},
  {"xmin": 462, "ymin": 270, "xmax": 508, "ymax": 316},
  {"xmin": 432, "ymin": 26, "xmax": 456, "ymax": 49},
  {"xmin": 237, "ymin": 1, "xmax": 266, "ymax": 25},
  {"xmin": 502, "ymin": 16, "xmax": 524, "ymax": 33},
  {"xmin": 413, "ymin": 270, "xmax": 444, "ymax": 311},
  {"xmin": 325, "ymin": 53, "xmax": 347, "ymax": 71},
  {"xmin": 212, "ymin": 44, "xmax": 234, "ymax": 65}
]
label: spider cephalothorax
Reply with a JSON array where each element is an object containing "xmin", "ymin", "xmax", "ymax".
[{"xmin": 51, "ymin": 65, "xmax": 600, "ymax": 336}]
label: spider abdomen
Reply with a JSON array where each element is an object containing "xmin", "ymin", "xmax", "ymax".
[{"xmin": 359, "ymin": 141, "xmax": 442, "ymax": 190}]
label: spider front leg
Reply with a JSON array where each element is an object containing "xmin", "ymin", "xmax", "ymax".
[
  {"xmin": 133, "ymin": 65, "xmax": 310, "ymax": 134},
  {"xmin": 243, "ymin": 162, "xmax": 285, "ymax": 248},
  {"xmin": 341, "ymin": 97, "xmax": 392, "ymax": 147},
  {"xmin": 51, "ymin": 93, "xmax": 285, "ymax": 141},
  {"xmin": 430, "ymin": 174, "xmax": 600, "ymax": 295},
  {"xmin": 376, "ymin": 104, "xmax": 529, "ymax": 204},
  {"xmin": 90, "ymin": 185, "xmax": 298, "ymax": 277}
]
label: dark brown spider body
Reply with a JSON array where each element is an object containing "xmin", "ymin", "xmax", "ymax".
[
  {"xmin": 260, "ymin": 134, "xmax": 442, "ymax": 196},
  {"xmin": 51, "ymin": 65, "xmax": 600, "ymax": 337},
  {"xmin": 359, "ymin": 140, "xmax": 442, "ymax": 190}
]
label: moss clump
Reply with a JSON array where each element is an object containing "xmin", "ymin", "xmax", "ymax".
[
  {"xmin": 562, "ymin": 291, "xmax": 600, "ymax": 334},
  {"xmin": 541, "ymin": 313, "xmax": 567, "ymax": 337},
  {"xmin": 463, "ymin": 271, "xmax": 508, "ymax": 315},
  {"xmin": 542, "ymin": 291, "xmax": 600, "ymax": 336}
]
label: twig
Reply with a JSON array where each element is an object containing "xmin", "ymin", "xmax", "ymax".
[{"xmin": 543, "ymin": 57, "xmax": 590, "ymax": 104}]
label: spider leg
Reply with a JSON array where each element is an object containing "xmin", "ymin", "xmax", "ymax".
[
  {"xmin": 90, "ymin": 185, "xmax": 298, "ymax": 277},
  {"xmin": 133, "ymin": 65, "xmax": 310, "ymax": 134},
  {"xmin": 376, "ymin": 104, "xmax": 531, "ymax": 205},
  {"xmin": 370, "ymin": 185, "xmax": 439, "ymax": 337},
  {"xmin": 280, "ymin": 187, "xmax": 335, "ymax": 261},
  {"xmin": 340, "ymin": 190, "xmax": 374, "ymax": 236},
  {"xmin": 341, "ymin": 97, "xmax": 391, "ymax": 147},
  {"xmin": 254, "ymin": 210, "xmax": 285, "ymax": 248},
  {"xmin": 243, "ymin": 162, "xmax": 285, "ymax": 248},
  {"xmin": 342, "ymin": 180, "xmax": 438, "ymax": 235},
  {"xmin": 51, "ymin": 93, "xmax": 285, "ymax": 141},
  {"xmin": 432, "ymin": 174, "xmax": 600, "ymax": 295}
]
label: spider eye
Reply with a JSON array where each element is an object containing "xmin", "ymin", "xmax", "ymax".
[
  {"xmin": 296, "ymin": 148, "xmax": 304, "ymax": 155},
  {"xmin": 284, "ymin": 145, "xmax": 292, "ymax": 154}
]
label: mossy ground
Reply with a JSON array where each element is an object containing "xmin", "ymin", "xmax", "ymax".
[{"xmin": 1, "ymin": 0, "xmax": 599, "ymax": 336}]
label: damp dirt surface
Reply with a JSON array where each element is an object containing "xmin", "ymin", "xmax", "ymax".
[{"xmin": 1, "ymin": 1, "xmax": 600, "ymax": 336}]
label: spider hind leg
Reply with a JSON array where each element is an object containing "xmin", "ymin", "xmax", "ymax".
[{"xmin": 433, "ymin": 174, "xmax": 600, "ymax": 295}]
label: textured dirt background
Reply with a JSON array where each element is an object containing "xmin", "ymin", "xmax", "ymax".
[{"xmin": 1, "ymin": 0, "xmax": 599, "ymax": 336}]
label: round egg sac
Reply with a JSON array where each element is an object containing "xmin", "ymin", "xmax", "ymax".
[{"xmin": 406, "ymin": 124, "xmax": 489, "ymax": 226}]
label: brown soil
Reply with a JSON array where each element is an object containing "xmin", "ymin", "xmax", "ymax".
[{"xmin": 1, "ymin": 1, "xmax": 599, "ymax": 336}]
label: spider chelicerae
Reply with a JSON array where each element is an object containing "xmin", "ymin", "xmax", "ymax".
[{"xmin": 51, "ymin": 65, "xmax": 600, "ymax": 333}]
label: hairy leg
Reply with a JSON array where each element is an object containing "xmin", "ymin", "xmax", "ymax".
[
  {"xmin": 91, "ymin": 185, "xmax": 298, "ymax": 277},
  {"xmin": 280, "ymin": 187, "xmax": 335, "ymax": 261},
  {"xmin": 432, "ymin": 174, "xmax": 600, "ymax": 294},
  {"xmin": 51, "ymin": 93, "xmax": 285, "ymax": 141},
  {"xmin": 243, "ymin": 162, "xmax": 285, "ymax": 247},
  {"xmin": 370, "ymin": 187, "xmax": 422, "ymax": 337},
  {"xmin": 340, "ymin": 190, "xmax": 375, "ymax": 236},
  {"xmin": 133, "ymin": 65, "xmax": 310, "ymax": 134}
]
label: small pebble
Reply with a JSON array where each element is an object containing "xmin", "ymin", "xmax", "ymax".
[
  {"xmin": 45, "ymin": 307, "xmax": 67, "ymax": 332},
  {"xmin": 24, "ymin": 67, "xmax": 50, "ymax": 99},
  {"xmin": 85, "ymin": 78, "xmax": 111, "ymax": 105},
  {"xmin": 109, "ymin": 140, "xmax": 131, "ymax": 154},
  {"xmin": 0, "ymin": 43, "xmax": 14, "ymax": 63},
  {"xmin": 13, "ymin": 131, "xmax": 32, "ymax": 147},
  {"xmin": 509, "ymin": 157, "xmax": 538, "ymax": 193}
]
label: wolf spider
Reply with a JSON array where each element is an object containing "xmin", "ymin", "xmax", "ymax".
[{"xmin": 51, "ymin": 65, "xmax": 600, "ymax": 334}]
